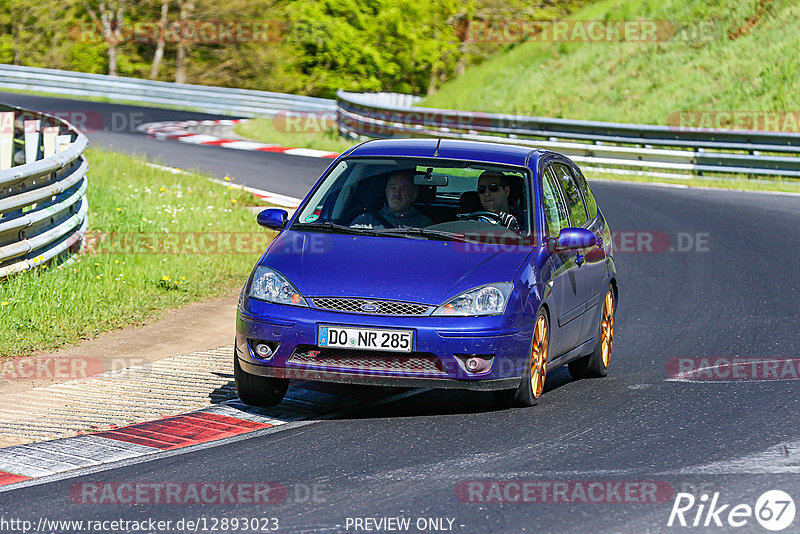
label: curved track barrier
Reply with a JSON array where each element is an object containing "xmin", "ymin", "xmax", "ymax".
[
  {"xmin": 0, "ymin": 103, "xmax": 89, "ymax": 278},
  {"xmin": 337, "ymin": 91, "xmax": 800, "ymax": 178},
  {"xmin": 0, "ymin": 64, "xmax": 335, "ymax": 117}
]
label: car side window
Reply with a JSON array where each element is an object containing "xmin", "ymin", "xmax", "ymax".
[
  {"xmin": 542, "ymin": 166, "xmax": 570, "ymax": 237},
  {"xmin": 554, "ymin": 164, "xmax": 588, "ymax": 227},
  {"xmin": 572, "ymin": 167, "xmax": 598, "ymax": 220}
]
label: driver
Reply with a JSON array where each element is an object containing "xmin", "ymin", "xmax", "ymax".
[
  {"xmin": 350, "ymin": 170, "xmax": 433, "ymax": 229},
  {"xmin": 477, "ymin": 171, "xmax": 520, "ymax": 232}
]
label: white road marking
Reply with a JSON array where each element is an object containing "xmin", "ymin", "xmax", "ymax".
[
  {"xmin": 176, "ymin": 134, "xmax": 221, "ymax": 144},
  {"xmin": 219, "ymin": 141, "xmax": 275, "ymax": 150},
  {"xmin": 672, "ymin": 439, "xmax": 800, "ymax": 475},
  {"xmin": 282, "ymin": 147, "xmax": 339, "ymax": 158}
]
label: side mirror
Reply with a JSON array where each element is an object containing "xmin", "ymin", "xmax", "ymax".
[
  {"xmin": 257, "ymin": 208, "xmax": 288, "ymax": 230},
  {"xmin": 549, "ymin": 228, "xmax": 597, "ymax": 252}
]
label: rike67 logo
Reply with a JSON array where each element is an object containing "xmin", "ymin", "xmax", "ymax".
[{"xmin": 668, "ymin": 490, "xmax": 796, "ymax": 531}]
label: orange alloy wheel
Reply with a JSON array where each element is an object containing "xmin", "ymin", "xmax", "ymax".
[
  {"xmin": 530, "ymin": 314, "xmax": 548, "ymax": 398},
  {"xmin": 601, "ymin": 290, "xmax": 615, "ymax": 368}
]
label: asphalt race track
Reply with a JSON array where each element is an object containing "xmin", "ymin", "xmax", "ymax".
[
  {"xmin": 0, "ymin": 93, "xmax": 331, "ymax": 198},
  {"xmin": 1, "ymin": 93, "xmax": 799, "ymax": 533}
]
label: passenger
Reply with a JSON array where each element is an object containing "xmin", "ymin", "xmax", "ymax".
[
  {"xmin": 477, "ymin": 171, "xmax": 520, "ymax": 232},
  {"xmin": 351, "ymin": 171, "xmax": 433, "ymax": 229}
]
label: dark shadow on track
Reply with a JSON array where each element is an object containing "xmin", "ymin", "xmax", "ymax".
[{"xmin": 207, "ymin": 365, "xmax": 582, "ymax": 419}]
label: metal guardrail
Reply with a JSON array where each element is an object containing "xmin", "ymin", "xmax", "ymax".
[
  {"xmin": 337, "ymin": 91, "xmax": 800, "ymax": 178},
  {"xmin": 0, "ymin": 64, "xmax": 336, "ymax": 117},
  {"xmin": 0, "ymin": 103, "xmax": 88, "ymax": 278}
]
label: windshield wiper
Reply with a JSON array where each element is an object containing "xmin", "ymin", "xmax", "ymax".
[
  {"xmin": 378, "ymin": 227, "xmax": 470, "ymax": 242},
  {"xmin": 294, "ymin": 221, "xmax": 370, "ymax": 235},
  {"xmin": 295, "ymin": 222, "xmax": 471, "ymax": 242},
  {"xmin": 294, "ymin": 222, "xmax": 410, "ymax": 238}
]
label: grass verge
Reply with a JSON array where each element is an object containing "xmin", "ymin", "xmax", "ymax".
[
  {"xmin": 585, "ymin": 170, "xmax": 800, "ymax": 194},
  {"xmin": 0, "ymin": 148, "xmax": 274, "ymax": 358},
  {"xmin": 234, "ymin": 118, "xmax": 356, "ymax": 153}
]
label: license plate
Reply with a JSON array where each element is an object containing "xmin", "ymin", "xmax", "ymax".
[{"xmin": 318, "ymin": 326, "xmax": 414, "ymax": 353}]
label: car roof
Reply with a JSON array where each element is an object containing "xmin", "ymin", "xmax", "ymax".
[{"xmin": 345, "ymin": 138, "xmax": 551, "ymax": 168}]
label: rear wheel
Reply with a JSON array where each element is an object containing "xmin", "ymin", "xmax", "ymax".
[
  {"xmin": 508, "ymin": 310, "xmax": 549, "ymax": 407},
  {"xmin": 234, "ymin": 354, "xmax": 289, "ymax": 407},
  {"xmin": 569, "ymin": 285, "xmax": 615, "ymax": 379}
]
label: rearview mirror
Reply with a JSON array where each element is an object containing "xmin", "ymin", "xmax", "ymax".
[
  {"xmin": 257, "ymin": 208, "xmax": 288, "ymax": 230},
  {"xmin": 548, "ymin": 228, "xmax": 597, "ymax": 252},
  {"xmin": 415, "ymin": 169, "xmax": 448, "ymax": 187}
]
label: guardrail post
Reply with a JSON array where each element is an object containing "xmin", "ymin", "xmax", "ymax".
[
  {"xmin": 56, "ymin": 134, "xmax": 72, "ymax": 153},
  {"xmin": 43, "ymin": 126, "xmax": 59, "ymax": 158},
  {"xmin": 24, "ymin": 120, "xmax": 41, "ymax": 163},
  {"xmin": 0, "ymin": 112, "xmax": 12, "ymax": 170},
  {"xmin": 0, "ymin": 103, "xmax": 90, "ymax": 278}
]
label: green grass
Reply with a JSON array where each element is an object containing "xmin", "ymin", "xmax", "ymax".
[
  {"xmin": 421, "ymin": 0, "xmax": 800, "ymax": 125},
  {"xmin": 234, "ymin": 118, "xmax": 357, "ymax": 153},
  {"xmin": 585, "ymin": 170, "xmax": 800, "ymax": 193},
  {"xmin": 0, "ymin": 148, "xmax": 274, "ymax": 358}
]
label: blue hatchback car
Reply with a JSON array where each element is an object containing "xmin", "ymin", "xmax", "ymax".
[{"xmin": 235, "ymin": 139, "xmax": 617, "ymax": 407}]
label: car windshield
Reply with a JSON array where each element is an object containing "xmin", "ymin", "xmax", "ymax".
[{"xmin": 292, "ymin": 157, "xmax": 532, "ymax": 238}]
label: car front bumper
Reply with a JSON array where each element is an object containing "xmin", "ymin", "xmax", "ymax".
[{"xmin": 235, "ymin": 298, "xmax": 532, "ymax": 391}]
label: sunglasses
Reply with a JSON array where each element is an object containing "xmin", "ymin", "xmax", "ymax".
[{"xmin": 477, "ymin": 183, "xmax": 504, "ymax": 194}]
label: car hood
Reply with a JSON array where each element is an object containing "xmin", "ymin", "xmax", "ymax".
[{"xmin": 260, "ymin": 230, "xmax": 533, "ymax": 305}]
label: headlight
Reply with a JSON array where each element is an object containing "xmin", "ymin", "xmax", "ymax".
[
  {"xmin": 248, "ymin": 266, "xmax": 308, "ymax": 306},
  {"xmin": 432, "ymin": 283, "xmax": 514, "ymax": 316}
]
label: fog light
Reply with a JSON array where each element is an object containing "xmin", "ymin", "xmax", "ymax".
[
  {"xmin": 466, "ymin": 357, "xmax": 491, "ymax": 373},
  {"xmin": 456, "ymin": 355, "xmax": 494, "ymax": 374},
  {"xmin": 255, "ymin": 343, "xmax": 274, "ymax": 359}
]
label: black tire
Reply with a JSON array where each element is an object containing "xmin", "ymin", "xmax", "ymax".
[
  {"xmin": 508, "ymin": 309, "xmax": 550, "ymax": 407},
  {"xmin": 569, "ymin": 284, "xmax": 615, "ymax": 379},
  {"xmin": 234, "ymin": 354, "xmax": 289, "ymax": 407}
]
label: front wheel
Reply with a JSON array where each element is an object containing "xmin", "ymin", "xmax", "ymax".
[
  {"xmin": 569, "ymin": 284, "xmax": 615, "ymax": 379},
  {"xmin": 234, "ymin": 354, "xmax": 289, "ymax": 407},
  {"xmin": 508, "ymin": 310, "xmax": 549, "ymax": 407}
]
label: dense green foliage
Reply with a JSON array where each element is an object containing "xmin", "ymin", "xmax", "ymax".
[
  {"xmin": 421, "ymin": 0, "xmax": 800, "ymax": 124},
  {"xmin": 0, "ymin": 0, "xmax": 587, "ymax": 98}
]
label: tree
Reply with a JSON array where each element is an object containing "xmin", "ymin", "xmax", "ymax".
[
  {"xmin": 80, "ymin": 0, "xmax": 126, "ymax": 75},
  {"xmin": 149, "ymin": 0, "xmax": 168, "ymax": 79},
  {"xmin": 0, "ymin": 0, "xmax": 590, "ymax": 94},
  {"xmin": 174, "ymin": 0, "xmax": 194, "ymax": 83}
]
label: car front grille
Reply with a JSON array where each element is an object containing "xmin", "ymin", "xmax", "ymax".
[
  {"xmin": 288, "ymin": 346, "xmax": 445, "ymax": 375},
  {"xmin": 311, "ymin": 298, "xmax": 430, "ymax": 316}
]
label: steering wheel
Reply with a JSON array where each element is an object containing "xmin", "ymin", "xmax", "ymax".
[{"xmin": 461, "ymin": 211, "xmax": 505, "ymax": 224}]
